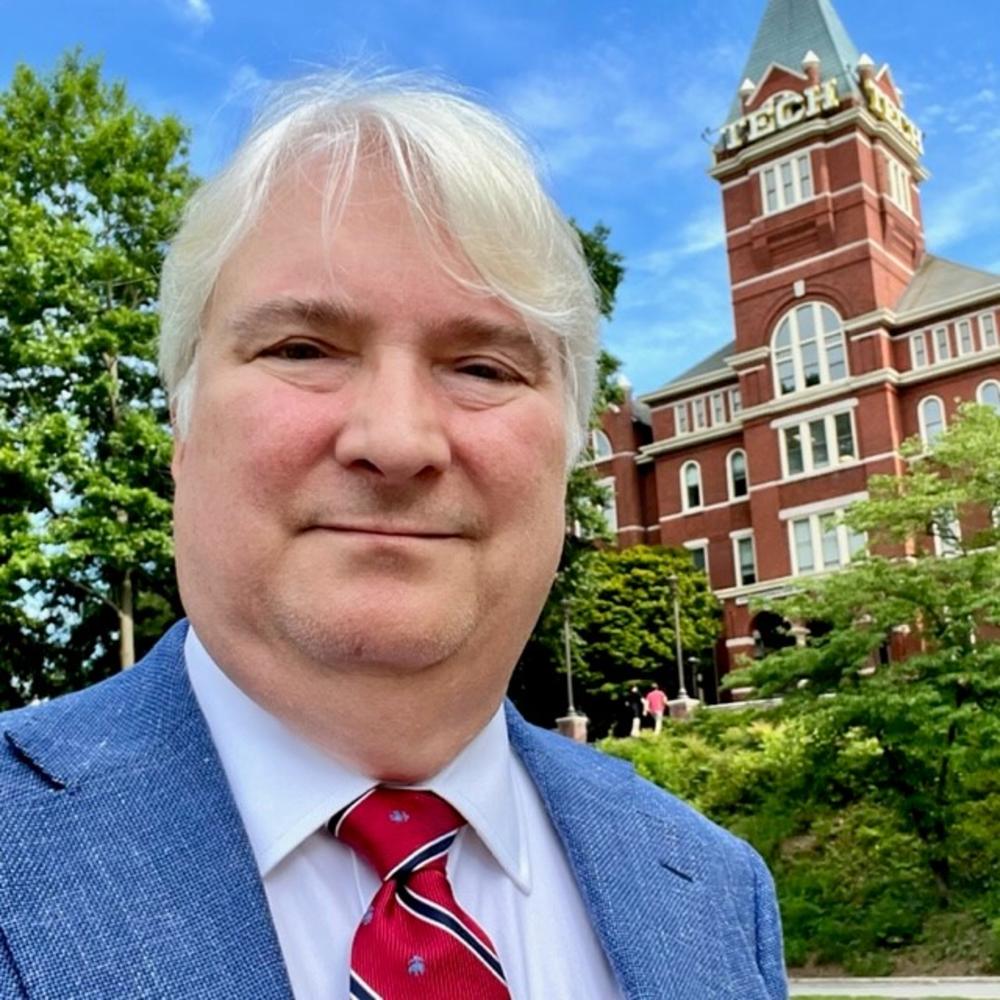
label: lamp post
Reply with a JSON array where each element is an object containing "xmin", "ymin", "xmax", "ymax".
[
  {"xmin": 562, "ymin": 599, "xmax": 576, "ymax": 716},
  {"xmin": 667, "ymin": 574, "xmax": 689, "ymax": 700}
]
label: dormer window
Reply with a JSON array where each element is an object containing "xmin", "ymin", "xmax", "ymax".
[
  {"xmin": 772, "ymin": 302, "xmax": 848, "ymax": 395},
  {"xmin": 760, "ymin": 151, "xmax": 813, "ymax": 215}
]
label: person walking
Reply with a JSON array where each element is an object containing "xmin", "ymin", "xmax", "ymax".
[{"xmin": 645, "ymin": 683, "xmax": 669, "ymax": 734}]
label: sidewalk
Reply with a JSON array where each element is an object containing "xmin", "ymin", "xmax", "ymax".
[{"xmin": 789, "ymin": 978, "xmax": 1000, "ymax": 998}]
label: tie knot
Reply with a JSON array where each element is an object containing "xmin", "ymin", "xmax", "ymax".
[{"xmin": 330, "ymin": 787, "xmax": 465, "ymax": 882}]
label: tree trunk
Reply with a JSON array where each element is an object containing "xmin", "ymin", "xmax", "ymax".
[{"xmin": 119, "ymin": 568, "xmax": 135, "ymax": 669}]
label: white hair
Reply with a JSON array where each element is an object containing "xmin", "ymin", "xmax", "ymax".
[{"xmin": 158, "ymin": 70, "xmax": 600, "ymax": 464}]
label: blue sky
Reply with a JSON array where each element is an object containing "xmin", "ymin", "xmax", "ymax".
[{"xmin": 3, "ymin": 0, "xmax": 998, "ymax": 394}]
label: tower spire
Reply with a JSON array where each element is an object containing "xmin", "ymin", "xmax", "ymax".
[{"xmin": 726, "ymin": 0, "xmax": 862, "ymax": 121}]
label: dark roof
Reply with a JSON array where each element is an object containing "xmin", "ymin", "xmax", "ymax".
[
  {"xmin": 896, "ymin": 254, "xmax": 1000, "ymax": 315},
  {"xmin": 727, "ymin": 0, "xmax": 862, "ymax": 123},
  {"xmin": 664, "ymin": 340, "xmax": 735, "ymax": 389}
]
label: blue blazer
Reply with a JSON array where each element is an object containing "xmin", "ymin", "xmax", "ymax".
[{"xmin": 0, "ymin": 622, "xmax": 787, "ymax": 999}]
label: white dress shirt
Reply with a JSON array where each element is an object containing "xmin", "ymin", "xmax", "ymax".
[{"xmin": 185, "ymin": 628, "xmax": 622, "ymax": 1000}]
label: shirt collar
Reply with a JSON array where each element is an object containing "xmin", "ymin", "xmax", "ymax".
[{"xmin": 184, "ymin": 626, "xmax": 530, "ymax": 892}]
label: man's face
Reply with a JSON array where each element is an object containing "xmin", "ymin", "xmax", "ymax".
[{"xmin": 171, "ymin": 161, "xmax": 568, "ymax": 683}]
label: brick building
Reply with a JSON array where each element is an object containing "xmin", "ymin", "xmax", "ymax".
[{"xmin": 593, "ymin": 0, "xmax": 1000, "ymax": 701}]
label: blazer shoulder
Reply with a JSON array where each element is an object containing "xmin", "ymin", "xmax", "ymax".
[{"xmin": 0, "ymin": 621, "xmax": 192, "ymax": 795}]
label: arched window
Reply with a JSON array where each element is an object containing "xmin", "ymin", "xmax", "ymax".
[
  {"xmin": 772, "ymin": 302, "xmax": 848, "ymax": 395},
  {"xmin": 727, "ymin": 449, "xmax": 749, "ymax": 500},
  {"xmin": 681, "ymin": 461, "xmax": 702, "ymax": 511},
  {"xmin": 977, "ymin": 380, "xmax": 1000, "ymax": 412},
  {"xmin": 590, "ymin": 429, "xmax": 613, "ymax": 460},
  {"xmin": 918, "ymin": 396, "xmax": 946, "ymax": 445}
]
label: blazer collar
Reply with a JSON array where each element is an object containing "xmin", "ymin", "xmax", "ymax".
[{"xmin": 506, "ymin": 703, "xmax": 752, "ymax": 1000}]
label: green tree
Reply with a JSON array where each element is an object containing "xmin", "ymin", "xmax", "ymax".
[
  {"xmin": 0, "ymin": 53, "xmax": 196, "ymax": 707},
  {"xmin": 509, "ymin": 222, "xmax": 627, "ymax": 725},
  {"xmin": 568, "ymin": 545, "xmax": 721, "ymax": 733},
  {"xmin": 724, "ymin": 404, "xmax": 1000, "ymax": 932}
]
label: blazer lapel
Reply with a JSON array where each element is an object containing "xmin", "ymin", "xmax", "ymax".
[
  {"xmin": 507, "ymin": 704, "xmax": 755, "ymax": 1000},
  {"xmin": 0, "ymin": 623, "xmax": 293, "ymax": 1000}
]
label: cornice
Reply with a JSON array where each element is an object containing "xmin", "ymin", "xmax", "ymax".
[
  {"xmin": 709, "ymin": 106, "xmax": 931, "ymax": 183},
  {"xmin": 639, "ymin": 366, "xmax": 737, "ymax": 407}
]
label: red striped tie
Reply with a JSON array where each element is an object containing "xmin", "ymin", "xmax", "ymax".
[{"xmin": 330, "ymin": 786, "xmax": 511, "ymax": 1000}]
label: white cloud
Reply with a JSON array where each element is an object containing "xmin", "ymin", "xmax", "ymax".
[{"xmin": 166, "ymin": 0, "xmax": 212, "ymax": 26}]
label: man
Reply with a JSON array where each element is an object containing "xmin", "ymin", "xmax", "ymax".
[
  {"xmin": 0, "ymin": 73, "xmax": 787, "ymax": 999},
  {"xmin": 645, "ymin": 683, "xmax": 669, "ymax": 735}
]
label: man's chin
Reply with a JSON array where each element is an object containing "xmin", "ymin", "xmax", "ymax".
[{"xmin": 272, "ymin": 599, "xmax": 479, "ymax": 674}]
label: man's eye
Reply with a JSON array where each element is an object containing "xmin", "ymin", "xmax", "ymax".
[
  {"xmin": 267, "ymin": 341, "xmax": 326, "ymax": 361},
  {"xmin": 455, "ymin": 361, "xmax": 520, "ymax": 383}
]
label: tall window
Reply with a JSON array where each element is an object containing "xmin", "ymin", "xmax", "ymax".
[
  {"xmin": 674, "ymin": 403, "xmax": 689, "ymax": 436},
  {"xmin": 761, "ymin": 151, "xmax": 814, "ymax": 215},
  {"xmin": 932, "ymin": 326, "xmax": 951, "ymax": 362},
  {"xmin": 885, "ymin": 154, "xmax": 913, "ymax": 215},
  {"xmin": 710, "ymin": 392, "xmax": 726, "ymax": 425},
  {"xmin": 728, "ymin": 449, "xmax": 749, "ymax": 500},
  {"xmin": 981, "ymin": 313, "xmax": 998, "ymax": 349},
  {"xmin": 729, "ymin": 387, "xmax": 743, "ymax": 416},
  {"xmin": 598, "ymin": 476, "xmax": 618, "ymax": 532},
  {"xmin": 693, "ymin": 396, "xmax": 707, "ymax": 430},
  {"xmin": 978, "ymin": 380, "xmax": 1000, "ymax": 412},
  {"xmin": 685, "ymin": 541, "xmax": 709, "ymax": 579},
  {"xmin": 956, "ymin": 320, "xmax": 974, "ymax": 356},
  {"xmin": 590, "ymin": 429, "xmax": 613, "ymax": 460},
  {"xmin": 910, "ymin": 332, "xmax": 929, "ymax": 369},
  {"xmin": 773, "ymin": 302, "xmax": 848, "ymax": 395},
  {"xmin": 918, "ymin": 396, "xmax": 946, "ymax": 445},
  {"xmin": 733, "ymin": 533, "xmax": 757, "ymax": 587},
  {"xmin": 790, "ymin": 511, "xmax": 865, "ymax": 576},
  {"xmin": 781, "ymin": 409, "xmax": 856, "ymax": 478},
  {"xmin": 681, "ymin": 461, "xmax": 703, "ymax": 511}
]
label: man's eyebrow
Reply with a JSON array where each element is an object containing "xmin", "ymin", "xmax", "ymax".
[
  {"xmin": 429, "ymin": 316, "xmax": 552, "ymax": 370},
  {"xmin": 226, "ymin": 298, "xmax": 371, "ymax": 340}
]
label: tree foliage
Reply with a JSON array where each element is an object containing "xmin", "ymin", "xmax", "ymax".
[
  {"xmin": 602, "ymin": 405, "xmax": 1000, "ymax": 969},
  {"xmin": 0, "ymin": 53, "xmax": 196, "ymax": 706}
]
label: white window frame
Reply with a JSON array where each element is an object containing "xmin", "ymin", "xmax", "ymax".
[
  {"xmin": 977, "ymin": 379, "xmax": 1000, "ymax": 411},
  {"xmin": 779, "ymin": 409, "xmax": 857, "ymax": 479},
  {"xmin": 710, "ymin": 391, "xmax": 726, "ymax": 426},
  {"xmin": 772, "ymin": 302, "xmax": 849, "ymax": 396},
  {"xmin": 788, "ymin": 511, "xmax": 866, "ymax": 576},
  {"xmin": 956, "ymin": 319, "xmax": 975, "ymax": 357},
  {"xmin": 674, "ymin": 402, "xmax": 690, "ymax": 436},
  {"xmin": 932, "ymin": 326, "xmax": 951, "ymax": 363},
  {"xmin": 884, "ymin": 153, "xmax": 913, "ymax": 215},
  {"xmin": 760, "ymin": 151, "xmax": 814, "ymax": 215},
  {"xmin": 933, "ymin": 510, "xmax": 962, "ymax": 557},
  {"xmin": 598, "ymin": 475, "xmax": 618, "ymax": 533},
  {"xmin": 731, "ymin": 530, "xmax": 757, "ymax": 587},
  {"xmin": 727, "ymin": 448, "xmax": 750, "ymax": 500},
  {"xmin": 680, "ymin": 460, "xmax": 703, "ymax": 512},
  {"xmin": 980, "ymin": 312, "xmax": 998, "ymax": 350},
  {"xmin": 693, "ymin": 396, "xmax": 708, "ymax": 430},
  {"xmin": 909, "ymin": 332, "xmax": 929, "ymax": 369},
  {"xmin": 918, "ymin": 395, "xmax": 946, "ymax": 446},
  {"xmin": 590, "ymin": 429, "xmax": 613, "ymax": 460},
  {"xmin": 729, "ymin": 387, "xmax": 743, "ymax": 417},
  {"xmin": 684, "ymin": 538, "xmax": 710, "ymax": 582}
]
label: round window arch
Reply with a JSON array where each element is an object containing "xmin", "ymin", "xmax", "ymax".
[{"xmin": 772, "ymin": 302, "xmax": 848, "ymax": 396}]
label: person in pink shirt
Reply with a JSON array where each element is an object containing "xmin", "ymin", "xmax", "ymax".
[{"xmin": 644, "ymin": 683, "xmax": 669, "ymax": 734}]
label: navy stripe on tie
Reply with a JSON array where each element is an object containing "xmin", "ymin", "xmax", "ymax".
[
  {"xmin": 384, "ymin": 829, "xmax": 459, "ymax": 881},
  {"xmin": 396, "ymin": 883, "xmax": 506, "ymax": 984},
  {"xmin": 349, "ymin": 971, "xmax": 384, "ymax": 1000},
  {"xmin": 328, "ymin": 788, "xmax": 376, "ymax": 838}
]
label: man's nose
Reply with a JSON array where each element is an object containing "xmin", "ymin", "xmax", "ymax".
[{"xmin": 333, "ymin": 354, "xmax": 452, "ymax": 483}]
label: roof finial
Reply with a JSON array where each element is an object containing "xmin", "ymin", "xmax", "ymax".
[{"xmin": 739, "ymin": 77, "xmax": 756, "ymax": 111}]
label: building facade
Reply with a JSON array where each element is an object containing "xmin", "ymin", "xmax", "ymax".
[{"xmin": 594, "ymin": 0, "xmax": 1000, "ymax": 699}]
